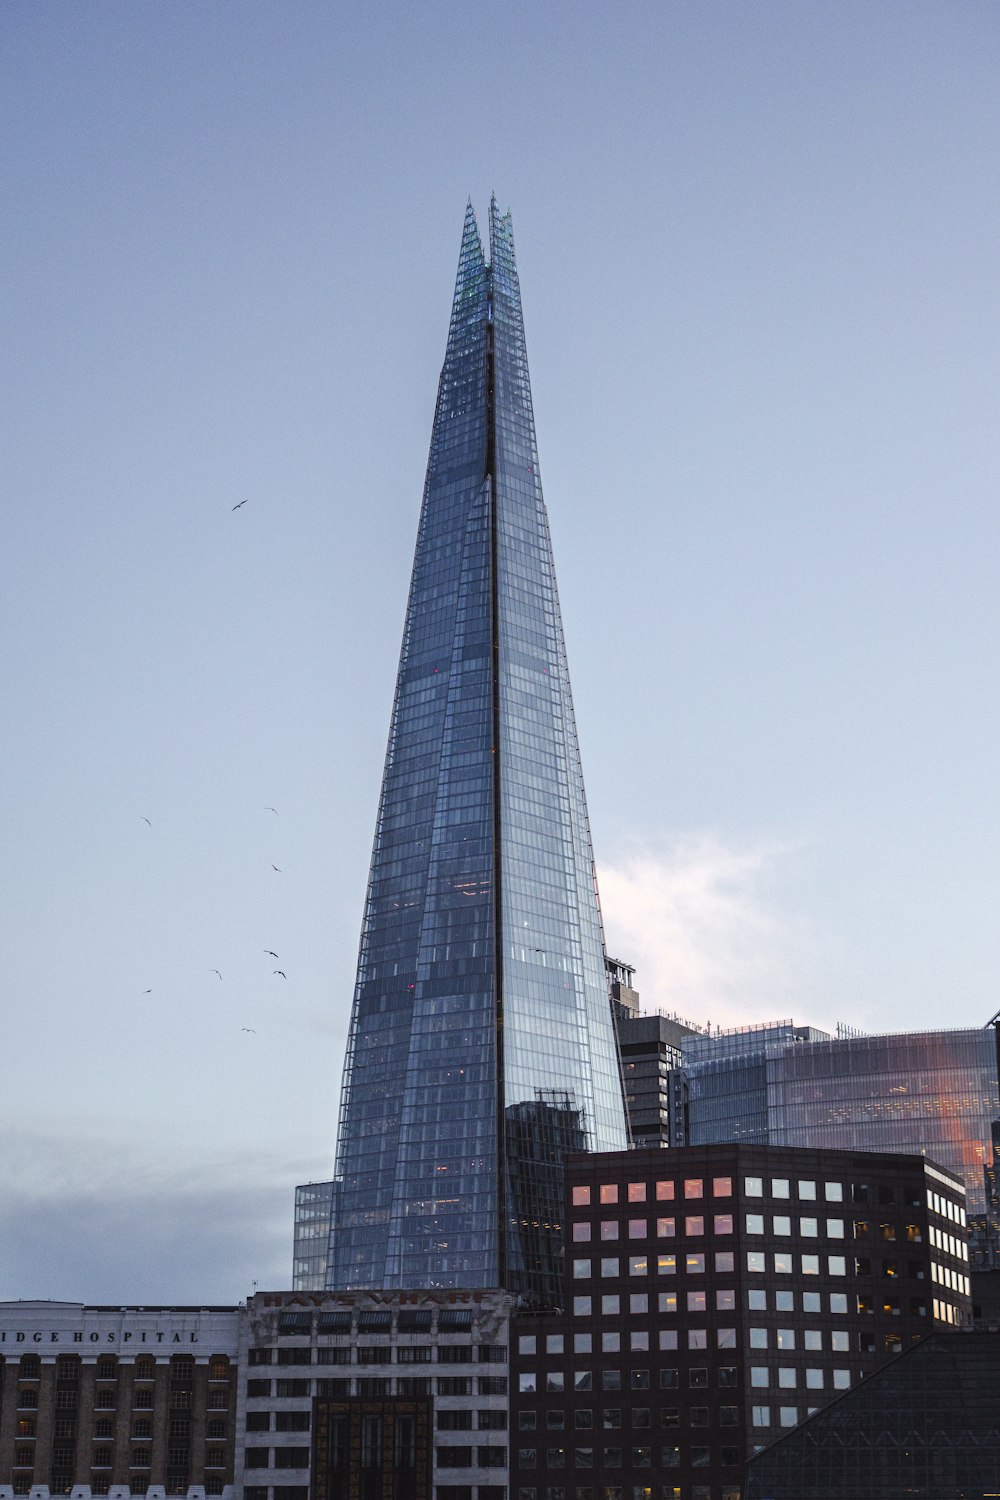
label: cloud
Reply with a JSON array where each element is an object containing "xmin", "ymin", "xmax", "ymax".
[
  {"xmin": 0, "ymin": 1129, "xmax": 330, "ymax": 1305},
  {"xmin": 598, "ymin": 833, "xmax": 812, "ymax": 1030}
]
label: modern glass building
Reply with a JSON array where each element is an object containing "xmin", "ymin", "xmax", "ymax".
[
  {"xmin": 324, "ymin": 200, "xmax": 628, "ymax": 1299},
  {"xmin": 676, "ymin": 1024, "xmax": 999, "ymax": 1213}
]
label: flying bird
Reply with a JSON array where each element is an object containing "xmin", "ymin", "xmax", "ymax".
[
  {"xmin": 210, "ymin": 969, "xmax": 222, "ymax": 980},
  {"xmin": 273, "ymin": 970, "xmax": 287, "ymax": 979},
  {"xmin": 141, "ymin": 817, "xmax": 151, "ymax": 826},
  {"xmin": 232, "ymin": 499, "xmax": 248, "ymax": 510},
  {"xmin": 265, "ymin": 807, "xmax": 278, "ymax": 815},
  {"xmin": 142, "ymin": 989, "xmax": 152, "ymax": 994},
  {"xmin": 264, "ymin": 950, "xmax": 279, "ymax": 958},
  {"xmin": 241, "ymin": 1027, "xmax": 256, "ymax": 1033},
  {"xmin": 271, "ymin": 864, "xmax": 282, "ymax": 872}
]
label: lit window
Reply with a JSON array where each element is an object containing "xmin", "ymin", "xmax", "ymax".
[
  {"xmin": 772, "ymin": 1179, "xmax": 790, "ymax": 1199},
  {"xmin": 832, "ymin": 1370, "xmax": 851, "ymax": 1389},
  {"xmin": 601, "ymin": 1333, "xmax": 620, "ymax": 1353},
  {"xmin": 779, "ymin": 1406, "xmax": 797, "ymax": 1426},
  {"xmin": 774, "ymin": 1253, "xmax": 793, "ymax": 1274},
  {"xmin": 778, "ymin": 1368, "xmax": 796, "ymax": 1389},
  {"xmin": 630, "ymin": 1293, "xmax": 648, "ymax": 1314},
  {"xmin": 828, "ymin": 1256, "xmax": 847, "ymax": 1276},
  {"xmin": 684, "ymin": 1179, "xmax": 703, "ymax": 1200},
  {"xmin": 716, "ymin": 1289, "xmax": 736, "ymax": 1310},
  {"xmin": 629, "ymin": 1256, "xmax": 648, "ymax": 1277},
  {"xmin": 745, "ymin": 1215, "xmax": 765, "ymax": 1235},
  {"xmin": 686, "ymin": 1254, "xmax": 705, "ymax": 1274},
  {"xmin": 630, "ymin": 1330, "xmax": 649, "ymax": 1352},
  {"xmin": 656, "ymin": 1181, "xmax": 675, "ymax": 1201},
  {"xmin": 602, "ymin": 1295, "xmax": 620, "ymax": 1316},
  {"xmin": 745, "ymin": 1177, "xmax": 764, "ymax": 1197},
  {"xmin": 656, "ymin": 1218, "xmax": 676, "ymax": 1238},
  {"xmin": 572, "ymin": 1259, "xmax": 591, "ymax": 1279},
  {"xmin": 747, "ymin": 1252, "xmax": 766, "ymax": 1273},
  {"xmin": 685, "ymin": 1217, "xmax": 704, "ymax": 1237},
  {"xmin": 600, "ymin": 1220, "xmax": 618, "ymax": 1241},
  {"xmin": 773, "ymin": 1216, "xmax": 792, "ymax": 1236},
  {"xmin": 599, "ymin": 1185, "xmax": 618, "ymax": 1205},
  {"xmin": 751, "ymin": 1405, "xmax": 770, "ymax": 1426},
  {"xmin": 825, "ymin": 1182, "xmax": 843, "ymax": 1202},
  {"xmin": 801, "ymin": 1254, "xmax": 820, "ymax": 1275},
  {"xmin": 805, "ymin": 1369, "xmax": 824, "ymax": 1389},
  {"xmin": 716, "ymin": 1328, "xmax": 736, "ymax": 1348},
  {"xmin": 628, "ymin": 1219, "xmax": 647, "ymax": 1240},
  {"xmin": 750, "ymin": 1367, "xmax": 768, "ymax": 1387},
  {"xmin": 800, "ymin": 1218, "xmax": 818, "ymax": 1237},
  {"xmin": 713, "ymin": 1176, "xmax": 733, "ymax": 1197},
  {"xmin": 749, "ymin": 1329, "xmax": 768, "ymax": 1349},
  {"xmin": 574, "ymin": 1333, "xmax": 592, "ymax": 1353},
  {"xmin": 714, "ymin": 1214, "xmax": 734, "ymax": 1235},
  {"xmin": 827, "ymin": 1218, "xmax": 845, "ymax": 1238},
  {"xmin": 600, "ymin": 1259, "xmax": 618, "ymax": 1278},
  {"xmin": 659, "ymin": 1292, "xmax": 677, "ymax": 1314},
  {"xmin": 687, "ymin": 1291, "xmax": 706, "ymax": 1312},
  {"xmin": 798, "ymin": 1180, "xmax": 817, "ymax": 1200},
  {"xmin": 572, "ymin": 1222, "xmax": 591, "ymax": 1242},
  {"xmin": 627, "ymin": 1183, "xmax": 646, "ymax": 1203},
  {"xmin": 658, "ymin": 1255, "xmax": 677, "ymax": 1276},
  {"xmin": 573, "ymin": 1296, "xmax": 591, "ymax": 1316},
  {"xmin": 572, "ymin": 1187, "xmax": 590, "ymax": 1206},
  {"xmin": 519, "ymin": 1336, "xmax": 536, "ymax": 1355},
  {"xmin": 687, "ymin": 1329, "xmax": 707, "ymax": 1349}
]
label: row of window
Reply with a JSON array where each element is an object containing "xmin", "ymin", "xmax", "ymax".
[
  {"xmin": 246, "ymin": 1375, "xmax": 506, "ymax": 1397},
  {"xmin": 570, "ymin": 1249, "xmax": 855, "ymax": 1279},
  {"xmin": 9, "ymin": 1480, "xmax": 227, "ymax": 1497},
  {"xmin": 249, "ymin": 1342, "xmax": 505, "ymax": 1366},
  {"xmin": 15, "ymin": 1388, "xmax": 228, "ymax": 1410},
  {"xmin": 519, "ymin": 1409, "xmax": 738, "ymax": 1433},
  {"xmin": 5, "ymin": 1356, "xmax": 228, "ymax": 1379},
  {"xmin": 517, "ymin": 1445, "xmax": 741, "ymax": 1470},
  {"xmin": 571, "ymin": 1179, "xmax": 733, "ymax": 1206},
  {"xmin": 516, "ymin": 1486, "xmax": 737, "ymax": 1500},
  {"xmin": 521, "ymin": 1369, "xmax": 738, "ymax": 1394}
]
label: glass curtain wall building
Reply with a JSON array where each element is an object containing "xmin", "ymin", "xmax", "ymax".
[
  {"xmin": 325, "ymin": 200, "xmax": 628, "ymax": 1300},
  {"xmin": 678, "ymin": 1025, "xmax": 999, "ymax": 1213}
]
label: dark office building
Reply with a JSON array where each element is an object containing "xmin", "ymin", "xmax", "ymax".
[
  {"xmin": 319, "ymin": 198, "xmax": 627, "ymax": 1300},
  {"xmin": 509, "ymin": 1144, "xmax": 971, "ymax": 1500},
  {"xmin": 610, "ymin": 963, "xmax": 699, "ymax": 1149},
  {"xmin": 743, "ymin": 1330, "xmax": 1000, "ymax": 1500},
  {"xmin": 677, "ymin": 1023, "xmax": 999, "ymax": 1213}
]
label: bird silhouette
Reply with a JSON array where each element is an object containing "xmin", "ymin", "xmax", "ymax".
[
  {"xmin": 141, "ymin": 817, "xmax": 151, "ymax": 826},
  {"xmin": 272, "ymin": 864, "xmax": 282, "ymax": 872},
  {"xmin": 265, "ymin": 807, "xmax": 278, "ymax": 815},
  {"xmin": 210, "ymin": 969, "xmax": 222, "ymax": 980},
  {"xmin": 264, "ymin": 950, "xmax": 279, "ymax": 958},
  {"xmin": 142, "ymin": 989, "xmax": 152, "ymax": 994},
  {"xmin": 274, "ymin": 970, "xmax": 287, "ymax": 979},
  {"xmin": 232, "ymin": 499, "xmax": 248, "ymax": 510},
  {"xmin": 241, "ymin": 1027, "xmax": 256, "ymax": 1033}
]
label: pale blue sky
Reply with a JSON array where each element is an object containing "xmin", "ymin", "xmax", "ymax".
[{"xmin": 3, "ymin": 1, "xmax": 999, "ymax": 1301}]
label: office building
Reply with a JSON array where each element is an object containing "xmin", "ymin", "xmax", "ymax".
[
  {"xmin": 675, "ymin": 1022, "xmax": 999, "ymax": 1213},
  {"xmin": 508, "ymin": 1143, "xmax": 971, "ymax": 1500},
  {"xmin": 323, "ymin": 200, "xmax": 628, "ymax": 1299},
  {"xmin": 609, "ymin": 963, "xmax": 699, "ymax": 1149},
  {"xmin": 0, "ymin": 1303, "xmax": 240, "ymax": 1500},
  {"xmin": 240, "ymin": 1288, "xmax": 512, "ymax": 1500},
  {"xmin": 743, "ymin": 1329, "xmax": 1000, "ymax": 1499}
]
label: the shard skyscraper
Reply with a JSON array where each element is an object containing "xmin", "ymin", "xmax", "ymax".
[{"xmin": 325, "ymin": 199, "xmax": 628, "ymax": 1302}]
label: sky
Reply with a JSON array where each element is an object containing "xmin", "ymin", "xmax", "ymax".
[{"xmin": 3, "ymin": 0, "xmax": 999, "ymax": 1304}]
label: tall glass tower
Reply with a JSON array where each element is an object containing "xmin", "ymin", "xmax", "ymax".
[{"xmin": 326, "ymin": 199, "xmax": 628, "ymax": 1301}]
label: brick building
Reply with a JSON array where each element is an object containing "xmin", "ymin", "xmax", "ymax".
[{"xmin": 0, "ymin": 1303, "xmax": 240, "ymax": 1500}]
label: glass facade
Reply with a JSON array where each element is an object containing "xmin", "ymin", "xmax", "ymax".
[
  {"xmin": 326, "ymin": 201, "xmax": 627, "ymax": 1298},
  {"xmin": 682, "ymin": 1026, "xmax": 999, "ymax": 1213}
]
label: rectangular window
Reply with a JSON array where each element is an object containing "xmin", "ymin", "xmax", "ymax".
[
  {"xmin": 627, "ymin": 1182, "xmax": 647, "ymax": 1203},
  {"xmin": 714, "ymin": 1214, "xmax": 733, "ymax": 1234},
  {"xmin": 686, "ymin": 1254, "xmax": 705, "ymax": 1274},
  {"xmin": 629, "ymin": 1255, "xmax": 648, "ymax": 1277},
  {"xmin": 573, "ymin": 1297, "xmax": 591, "ymax": 1316},
  {"xmin": 685, "ymin": 1216, "xmax": 705, "ymax": 1236},
  {"xmin": 684, "ymin": 1179, "xmax": 703, "ymax": 1199},
  {"xmin": 745, "ymin": 1176, "xmax": 764, "ymax": 1197},
  {"xmin": 599, "ymin": 1184, "xmax": 618, "ymax": 1204},
  {"xmin": 628, "ymin": 1219, "xmax": 646, "ymax": 1240},
  {"xmin": 713, "ymin": 1176, "xmax": 733, "ymax": 1197},
  {"xmin": 772, "ymin": 1179, "xmax": 790, "ymax": 1199},
  {"xmin": 656, "ymin": 1181, "xmax": 675, "ymax": 1201},
  {"xmin": 572, "ymin": 1187, "xmax": 591, "ymax": 1206},
  {"xmin": 656, "ymin": 1218, "xmax": 676, "ymax": 1238},
  {"xmin": 572, "ymin": 1222, "xmax": 591, "ymax": 1242},
  {"xmin": 600, "ymin": 1258, "xmax": 619, "ymax": 1278}
]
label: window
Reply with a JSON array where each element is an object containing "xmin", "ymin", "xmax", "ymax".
[
  {"xmin": 600, "ymin": 1220, "xmax": 619, "ymax": 1241},
  {"xmin": 773, "ymin": 1252, "xmax": 793, "ymax": 1274},
  {"xmin": 750, "ymin": 1366, "xmax": 768, "ymax": 1386},
  {"xmin": 772, "ymin": 1179, "xmax": 790, "ymax": 1199},
  {"xmin": 715, "ymin": 1250, "xmax": 735, "ymax": 1273},
  {"xmin": 747, "ymin": 1252, "xmax": 765, "ymax": 1273},
  {"xmin": 247, "ymin": 1380, "xmax": 271, "ymax": 1397},
  {"xmin": 573, "ymin": 1259, "xmax": 592, "ymax": 1279},
  {"xmin": 752, "ymin": 1406, "xmax": 771, "ymax": 1426},
  {"xmin": 684, "ymin": 1179, "xmax": 703, "ymax": 1199},
  {"xmin": 573, "ymin": 1296, "xmax": 592, "ymax": 1316},
  {"xmin": 574, "ymin": 1333, "xmax": 592, "ymax": 1354},
  {"xmin": 716, "ymin": 1288, "xmax": 736, "ymax": 1310},
  {"xmin": 438, "ymin": 1411, "xmax": 472, "ymax": 1430},
  {"xmin": 572, "ymin": 1222, "xmax": 591, "ymax": 1242},
  {"xmin": 780, "ymin": 1406, "xmax": 798, "ymax": 1426},
  {"xmin": 826, "ymin": 1181, "xmax": 844, "ymax": 1202},
  {"xmin": 599, "ymin": 1184, "xmax": 618, "ymax": 1204},
  {"xmin": 750, "ymin": 1327, "xmax": 769, "ymax": 1349},
  {"xmin": 627, "ymin": 1182, "xmax": 646, "ymax": 1203},
  {"xmin": 600, "ymin": 1258, "xmax": 619, "ymax": 1278},
  {"xmin": 685, "ymin": 1216, "xmax": 704, "ymax": 1236},
  {"xmin": 686, "ymin": 1254, "xmax": 705, "ymax": 1274},
  {"xmin": 438, "ymin": 1345, "xmax": 472, "ymax": 1364},
  {"xmin": 777, "ymin": 1369, "xmax": 796, "ymax": 1389},
  {"xmin": 396, "ymin": 1345, "xmax": 432, "ymax": 1364},
  {"xmin": 572, "ymin": 1186, "xmax": 591, "ymax": 1206},
  {"xmin": 628, "ymin": 1219, "xmax": 647, "ymax": 1240},
  {"xmin": 713, "ymin": 1176, "xmax": 733, "ymax": 1197},
  {"xmin": 658, "ymin": 1254, "xmax": 676, "ymax": 1275},
  {"xmin": 716, "ymin": 1328, "xmax": 736, "ymax": 1348},
  {"xmin": 659, "ymin": 1330, "xmax": 678, "ymax": 1351},
  {"xmin": 714, "ymin": 1214, "xmax": 734, "ymax": 1234},
  {"xmin": 774, "ymin": 1215, "xmax": 792, "ymax": 1236},
  {"xmin": 746, "ymin": 1214, "xmax": 765, "ymax": 1235},
  {"xmin": 748, "ymin": 1289, "xmax": 767, "ymax": 1310},
  {"xmin": 800, "ymin": 1217, "xmax": 818, "ymax": 1237},
  {"xmin": 656, "ymin": 1181, "xmax": 675, "ymax": 1201},
  {"xmin": 659, "ymin": 1368, "xmax": 678, "ymax": 1389},
  {"xmin": 801, "ymin": 1255, "xmax": 820, "ymax": 1275},
  {"xmin": 602, "ymin": 1295, "xmax": 620, "ymax": 1316},
  {"xmin": 656, "ymin": 1218, "xmax": 676, "ymax": 1238}
]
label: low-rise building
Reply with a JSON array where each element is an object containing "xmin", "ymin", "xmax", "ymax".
[{"xmin": 0, "ymin": 1303, "xmax": 240, "ymax": 1500}]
